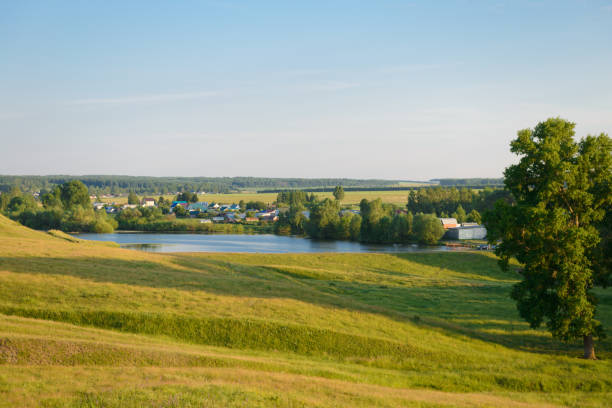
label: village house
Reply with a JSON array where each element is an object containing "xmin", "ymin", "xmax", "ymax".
[
  {"xmin": 187, "ymin": 202, "xmax": 209, "ymax": 212},
  {"xmin": 255, "ymin": 209, "xmax": 278, "ymax": 219},
  {"xmin": 141, "ymin": 197, "xmax": 156, "ymax": 207},
  {"xmin": 224, "ymin": 213, "xmax": 237, "ymax": 222}
]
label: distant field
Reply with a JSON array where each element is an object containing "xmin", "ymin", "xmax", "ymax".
[
  {"xmin": 0, "ymin": 215, "xmax": 611, "ymax": 407},
  {"xmin": 99, "ymin": 190, "xmax": 413, "ymax": 206}
]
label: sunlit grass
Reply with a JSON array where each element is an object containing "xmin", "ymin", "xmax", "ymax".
[{"xmin": 0, "ymin": 215, "xmax": 610, "ymax": 407}]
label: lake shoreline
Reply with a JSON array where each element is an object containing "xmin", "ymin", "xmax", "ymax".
[{"xmin": 73, "ymin": 232, "xmax": 460, "ymax": 254}]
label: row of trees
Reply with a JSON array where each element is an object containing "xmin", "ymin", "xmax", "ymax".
[
  {"xmin": 276, "ymin": 190, "xmax": 317, "ymax": 206},
  {"xmin": 275, "ymin": 185, "xmax": 485, "ymax": 224},
  {"xmin": 0, "ymin": 176, "xmax": 409, "ymax": 196},
  {"xmin": 276, "ymin": 197, "xmax": 446, "ymax": 245},
  {"xmin": 441, "ymin": 204, "xmax": 482, "ymax": 224},
  {"xmin": 407, "ymin": 187, "xmax": 512, "ymax": 216}
]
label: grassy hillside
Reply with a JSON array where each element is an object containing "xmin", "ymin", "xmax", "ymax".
[{"xmin": 0, "ymin": 215, "xmax": 610, "ymax": 407}]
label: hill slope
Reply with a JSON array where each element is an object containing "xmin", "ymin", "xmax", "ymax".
[{"xmin": 0, "ymin": 215, "xmax": 610, "ymax": 407}]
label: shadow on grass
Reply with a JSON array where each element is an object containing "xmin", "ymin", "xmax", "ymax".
[{"xmin": 0, "ymin": 251, "xmax": 608, "ymax": 358}]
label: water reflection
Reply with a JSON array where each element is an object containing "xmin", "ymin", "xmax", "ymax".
[
  {"xmin": 120, "ymin": 243, "xmax": 164, "ymax": 252},
  {"xmin": 75, "ymin": 233, "xmax": 467, "ymax": 254}
]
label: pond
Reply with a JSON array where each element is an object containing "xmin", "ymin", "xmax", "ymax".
[{"xmin": 74, "ymin": 233, "xmax": 469, "ymax": 254}]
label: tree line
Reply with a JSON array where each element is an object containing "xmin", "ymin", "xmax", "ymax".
[
  {"xmin": 433, "ymin": 178, "xmax": 504, "ymax": 186},
  {"xmin": 407, "ymin": 187, "xmax": 513, "ymax": 216},
  {"xmin": 0, "ymin": 176, "xmax": 410, "ymax": 196},
  {"xmin": 275, "ymin": 193, "xmax": 448, "ymax": 245}
]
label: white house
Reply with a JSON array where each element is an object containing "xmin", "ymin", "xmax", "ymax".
[{"xmin": 141, "ymin": 197, "xmax": 156, "ymax": 207}]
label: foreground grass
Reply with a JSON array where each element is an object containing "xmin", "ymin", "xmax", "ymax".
[{"xmin": 0, "ymin": 215, "xmax": 610, "ymax": 407}]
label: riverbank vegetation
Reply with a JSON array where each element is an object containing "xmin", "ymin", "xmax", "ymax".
[
  {"xmin": 0, "ymin": 214, "xmax": 610, "ymax": 407},
  {"xmin": 116, "ymin": 207, "xmax": 273, "ymax": 234},
  {"xmin": 274, "ymin": 187, "xmax": 495, "ymax": 245},
  {"xmin": 0, "ymin": 181, "xmax": 117, "ymax": 233}
]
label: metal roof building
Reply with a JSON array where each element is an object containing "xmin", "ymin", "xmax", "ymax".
[
  {"xmin": 445, "ymin": 225, "xmax": 487, "ymax": 240},
  {"xmin": 439, "ymin": 218, "xmax": 460, "ymax": 229}
]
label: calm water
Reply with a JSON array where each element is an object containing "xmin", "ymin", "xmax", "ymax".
[{"xmin": 74, "ymin": 233, "xmax": 467, "ymax": 254}]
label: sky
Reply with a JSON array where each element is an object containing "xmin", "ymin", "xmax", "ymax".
[{"xmin": 1, "ymin": 0, "xmax": 611, "ymax": 180}]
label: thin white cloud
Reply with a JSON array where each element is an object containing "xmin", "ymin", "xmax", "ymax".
[
  {"xmin": 301, "ymin": 81, "xmax": 360, "ymax": 92},
  {"xmin": 379, "ymin": 63, "xmax": 462, "ymax": 74},
  {"xmin": 67, "ymin": 91, "xmax": 221, "ymax": 105},
  {"xmin": 284, "ymin": 68, "xmax": 332, "ymax": 77},
  {"xmin": 0, "ymin": 112, "xmax": 24, "ymax": 120}
]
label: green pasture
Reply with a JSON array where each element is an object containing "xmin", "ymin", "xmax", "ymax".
[
  {"xmin": 0, "ymin": 215, "xmax": 610, "ymax": 407},
  {"xmin": 99, "ymin": 190, "xmax": 417, "ymax": 206}
]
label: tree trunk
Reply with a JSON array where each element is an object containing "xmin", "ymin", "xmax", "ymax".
[{"xmin": 583, "ymin": 335, "xmax": 596, "ymax": 360}]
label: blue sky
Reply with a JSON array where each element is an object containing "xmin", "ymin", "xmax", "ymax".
[{"xmin": 1, "ymin": 0, "xmax": 611, "ymax": 179}]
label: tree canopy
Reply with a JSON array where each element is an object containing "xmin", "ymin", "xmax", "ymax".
[
  {"xmin": 485, "ymin": 118, "xmax": 611, "ymax": 359},
  {"xmin": 412, "ymin": 213, "xmax": 445, "ymax": 245},
  {"xmin": 176, "ymin": 191, "xmax": 198, "ymax": 203},
  {"xmin": 333, "ymin": 185, "xmax": 345, "ymax": 201},
  {"xmin": 127, "ymin": 192, "xmax": 139, "ymax": 205},
  {"xmin": 59, "ymin": 180, "xmax": 90, "ymax": 208}
]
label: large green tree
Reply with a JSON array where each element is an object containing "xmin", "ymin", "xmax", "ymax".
[{"xmin": 485, "ymin": 118, "xmax": 611, "ymax": 359}]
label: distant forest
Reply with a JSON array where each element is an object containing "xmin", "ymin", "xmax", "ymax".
[
  {"xmin": 0, "ymin": 175, "xmax": 503, "ymax": 195},
  {"xmin": 433, "ymin": 178, "xmax": 504, "ymax": 186}
]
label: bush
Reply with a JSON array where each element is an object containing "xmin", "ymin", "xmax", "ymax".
[{"xmin": 413, "ymin": 213, "xmax": 445, "ymax": 244}]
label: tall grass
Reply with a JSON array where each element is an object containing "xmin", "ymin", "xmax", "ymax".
[{"xmin": 0, "ymin": 307, "xmax": 422, "ymax": 360}]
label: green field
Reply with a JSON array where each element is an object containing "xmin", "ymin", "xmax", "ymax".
[
  {"xmin": 0, "ymin": 214, "xmax": 610, "ymax": 407},
  {"xmin": 100, "ymin": 190, "xmax": 417, "ymax": 206}
]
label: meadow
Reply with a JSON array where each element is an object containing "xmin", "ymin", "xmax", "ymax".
[
  {"xmin": 99, "ymin": 190, "xmax": 417, "ymax": 206},
  {"xmin": 0, "ymin": 214, "xmax": 611, "ymax": 407}
]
